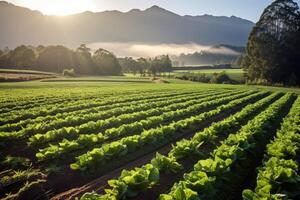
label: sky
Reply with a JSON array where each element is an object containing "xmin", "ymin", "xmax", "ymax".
[{"xmin": 6, "ymin": 0, "xmax": 300, "ymax": 22}]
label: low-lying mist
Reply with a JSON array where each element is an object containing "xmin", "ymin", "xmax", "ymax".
[{"xmin": 87, "ymin": 42, "xmax": 240, "ymax": 58}]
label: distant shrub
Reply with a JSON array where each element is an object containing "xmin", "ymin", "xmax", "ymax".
[
  {"xmin": 175, "ymin": 71, "xmax": 236, "ymax": 84},
  {"xmin": 210, "ymin": 72, "xmax": 233, "ymax": 84},
  {"xmin": 193, "ymin": 73, "xmax": 210, "ymax": 83},
  {"xmin": 175, "ymin": 73, "xmax": 210, "ymax": 83},
  {"xmin": 246, "ymin": 78, "xmax": 271, "ymax": 86},
  {"xmin": 63, "ymin": 68, "xmax": 76, "ymax": 77}
]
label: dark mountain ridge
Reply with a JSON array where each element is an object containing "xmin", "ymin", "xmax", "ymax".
[{"xmin": 0, "ymin": 1, "xmax": 254, "ymax": 48}]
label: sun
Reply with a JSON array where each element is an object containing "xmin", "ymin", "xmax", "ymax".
[
  {"xmin": 41, "ymin": 4, "xmax": 76, "ymax": 16},
  {"xmin": 25, "ymin": 0, "xmax": 94, "ymax": 16}
]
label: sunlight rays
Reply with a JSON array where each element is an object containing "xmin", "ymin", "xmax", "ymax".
[{"xmin": 19, "ymin": 0, "xmax": 96, "ymax": 16}]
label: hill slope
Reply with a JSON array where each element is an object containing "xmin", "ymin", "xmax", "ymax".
[{"xmin": 0, "ymin": 1, "xmax": 254, "ymax": 47}]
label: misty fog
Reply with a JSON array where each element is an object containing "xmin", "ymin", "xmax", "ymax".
[{"xmin": 87, "ymin": 42, "xmax": 241, "ymax": 58}]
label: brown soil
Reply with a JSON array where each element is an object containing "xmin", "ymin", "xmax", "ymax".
[
  {"xmin": 0, "ymin": 73, "xmax": 56, "ymax": 82},
  {"xmin": 152, "ymin": 79, "xmax": 170, "ymax": 84}
]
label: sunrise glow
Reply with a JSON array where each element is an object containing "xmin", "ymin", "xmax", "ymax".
[{"xmin": 21, "ymin": 0, "xmax": 95, "ymax": 16}]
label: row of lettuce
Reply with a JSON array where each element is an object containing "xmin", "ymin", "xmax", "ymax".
[
  {"xmin": 0, "ymin": 89, "xmax": 130, "ymax": 114},
  {"xmin": 0, "ymin": 88, "xmax": 247, "ymax": 200},
  {"xmin": 0, "ymin": 90, "xmax": 204, "ymax": 199},
  {"xmin": 242, "ymin": 96, "xmax": 300, "ymax": 200},
  {"xmin": 0, "ymin": 91, "xmax": 192, "ymax": 125},
  {"xmin": 77, "ymin": 91, "xmax": 278, "ymax": 199},
  {"xmin": 35, "ymin": 90, "xmax": 248, "ymax": 162},
  {"xmin": 0, "ymin": 89, "xmax": 215, "ymax": 200},
  {"xmin": 0, "ymin": 90, "xmax": 189, "ymax": 127},
  {"xmin": 0, "ymin": 91, "xmax": 201, "ymax": 140},
  {"xmin": 0, "ymin": 93, "xmax": 86, "ymax": 114},
  {"xmin": 159, "ymin": 93, "xmax": 294, "ymax": 200},
  {"xmin": 28, "ymin": 90, "xmax": 222, "ymax": 147},
  {"xmin": 0, "ymin": 88, "xmax": 162, "ymax": 114},
  {"xmin": 0, "ymin": 92, "xmax": 82, "ymax": 111},
  {"xmin": 67, "ymin": 90, "xmax": 260, "ymax": 171},
  {"xmin": 0, "ymin": 92, "xmax": 225, "ymax": 144},
  {"xmin": 80, "ymin": 92, "xmax": 298, "ymax": 200}
]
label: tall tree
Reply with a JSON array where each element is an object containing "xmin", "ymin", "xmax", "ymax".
[
  {"xmin": 75, "ymin": 44, "xmax": 96, "ymax": 75},
  {"xmin": 149, "ymin": 58, "xmax": 159, "ymax": 76},
  {"xmin": 35, "ymin": 45, "xmax": 76, "ymax": 73},
  {"xmin": 7, "ymin": 45, "xmax": 36, "ymax": 69},
  {"xmin": 243, "ymin": 0, "xmax": 300, "ymax": 85},
  {"xmin": 136, "ymin": 58, "xmax": 149, "ymax": 76},
  {"xmin": 161, "ymin": 55, "xmax": 172, "ymax": 72},
  {"xmin": 118, "ymin": 57, "xmax": 139, "ymax": 75},
  {"xmin": 0, "ymin": 49, "xmax": 5, "ymax": 67},
  {"xmin": 92, "ymin": 48, "xmax": 122, "ymax": 75}
]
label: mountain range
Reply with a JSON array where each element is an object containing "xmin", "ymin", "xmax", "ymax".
[{"xmin": 0, "ymin": 1, "xmax": 255, "ymax": 48}]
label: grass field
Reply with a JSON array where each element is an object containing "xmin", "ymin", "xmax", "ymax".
[
  {"xmin": 42, "ymin": 76, "xmax": 152, "ymax": 83},
  {"xmin": 0, "ymin": 79, "xmax": 299, "ymax": 200},
  {"xmin": 172, "ymin": 68, "xmax": 245, "ymax": 82}
]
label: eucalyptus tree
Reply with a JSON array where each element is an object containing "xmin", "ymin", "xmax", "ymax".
[{"xmin": 243, "ymin": 0, "xmax": 300, "ymax": 85}]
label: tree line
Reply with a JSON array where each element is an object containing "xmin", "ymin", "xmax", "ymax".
[
  {"xmin": 0, "ymin": 44, "xmax": 172, "ymax": 76},
  {"xmin": 118, "ymin": 55, "xmax": 172, "ymax": 76},
  {"xmin": 0, "ymin": 44, "xmax": 122, "ymax": 75}
]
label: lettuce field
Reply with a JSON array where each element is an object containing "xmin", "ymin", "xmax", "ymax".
[{"xmin": 0, "ymin": 82, "xmax": 299, "ymax": 200}]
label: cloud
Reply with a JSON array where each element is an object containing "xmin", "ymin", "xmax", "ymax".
[{"xmin": 87, "ymin": 42, "xmax": 240, "ymax": 58}]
